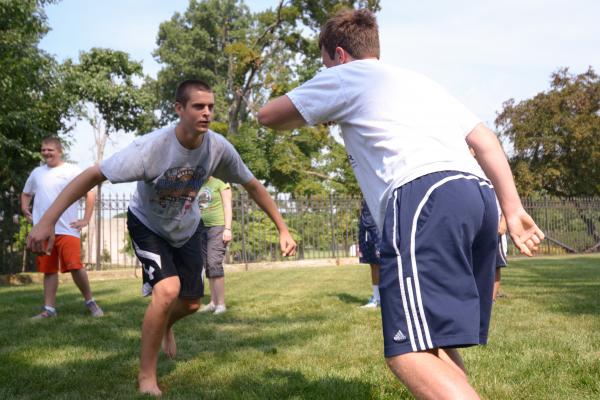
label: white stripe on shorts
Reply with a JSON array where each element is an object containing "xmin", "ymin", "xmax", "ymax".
[
  {"xmin": 392, "ymin": 190, "xmax": 417, "ymax": 352},
  {"xmin": 409, "ymin": 173, "xmax": 490, "ymax": 350}
]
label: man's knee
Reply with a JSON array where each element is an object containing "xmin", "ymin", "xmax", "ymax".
[
  {"xmin": 184, "ymin": 299, "xmax": 201, "ymax": 313},
  {"xmin": 152, "ymin": 277, "xmax": 181, "ymax": 305}
]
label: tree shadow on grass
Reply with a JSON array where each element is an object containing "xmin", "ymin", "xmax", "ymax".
[
  {"xmin": 332, "ymin": 292, "xmax": 364, "ymax": 306},
  {"xmin": 504, "ymin": 257, "xmax": 600, "ymax": 317},
  {"xmin": 0, "ymin": 284, "xmax": 337, "ymax": 399},
  {"xmin": 168, "ymin": 367, "xmax": 404, "ymax": 400}
]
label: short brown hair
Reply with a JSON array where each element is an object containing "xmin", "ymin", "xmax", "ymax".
[
  {"xmin": 41, "ymin": 136, "xmax": 63, "ymax": 153},
  {"xmin": 175, "ymin": 80, "xmax": 213, "ymax": 106},
  {"xmin": 319, "ymin": 8, "xmax": 380, "ymax": 60}
]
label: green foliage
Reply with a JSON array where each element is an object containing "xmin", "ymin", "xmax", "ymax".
[
  {"xmin": 11, "ymin": 216, "xmax": 32, "ymax": 251},
  {"xmin": 0, "ymin": 0, "xmax": 74, "ymax": 192},
  {"xmin": 63, "ymin": 48, "xmax": 158, "ymax": 143},
  {"xmin": 151, "ymin": 0, "xmax": 380, "ymax": 196},
  {"xmin": 496, "ymin": 67, "xmax": 600, "ymax": 197}
]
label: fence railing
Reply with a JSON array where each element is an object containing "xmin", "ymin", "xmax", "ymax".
[{"xmin": 1, "ymin": 191, "xmax": 599, "ymax": 274}]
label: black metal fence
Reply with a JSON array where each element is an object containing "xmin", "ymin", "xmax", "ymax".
[{"xmin": 1, "ymin": 191, "xmax": 599, "ymax": 274}]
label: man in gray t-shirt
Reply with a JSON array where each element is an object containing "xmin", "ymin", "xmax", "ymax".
[{"xmin": 27, "ymin": 80, "xmax": 297, "ymax": 397}]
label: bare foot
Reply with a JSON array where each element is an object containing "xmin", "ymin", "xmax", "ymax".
[
  {"xmin": 162, "ymin": 328, "xmax": 176, "ymax": 359},
  {"xmin": 138, "ymin": 375, "xmax": 162, "ymax": 397}
]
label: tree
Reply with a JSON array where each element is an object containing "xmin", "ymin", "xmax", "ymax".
[
  {"xmin": 152, "ymin": 0, "xmax": 380, "ymax": 196},
  {"xmin": 63, "ymin": 48, "xmax": 157, "ymax": 163},
  {"xmin": 0, "ymin": 0, "xmax": 74, "ymax": 193},
  {"xmin": 496, "ymin": 67, "xmax": 600, "ymax": 197}
]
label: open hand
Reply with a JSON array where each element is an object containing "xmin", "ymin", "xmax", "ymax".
[
  {"xmin": 279, "ymin": 231, "xmax": 297, "ymax": 257},
  {"xmin": 70, "ymin": 219, "xmax": 89, "ymax": 231},
  {"xmin": 506, "ymin": 208, "xmax": 545, "ymax": 257}
]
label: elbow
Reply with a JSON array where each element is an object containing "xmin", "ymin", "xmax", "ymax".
[{"xmin": 257, "ymin": 108, "xmax": 273, "ymax": 128}]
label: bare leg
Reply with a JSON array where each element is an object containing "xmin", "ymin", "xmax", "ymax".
[
  {"xmin": 386, "ymin": 350, "xmax": 480, "ymax": 400},
  {"xmin": 493, "ymin": 267, "xmax": 501, "ymax": 301},
  {"xmin": 70, "ymin": 269, "xmax": 93, "ymax": 301},
  {"xmin": 43, "ymin": 273, "xmax": 59, "ymax": 308},
  {"xmin": 162, "ymin": 297, "xmax": 201, "ymax": 359},
  {"xmin": 436, "ymin": 348, "xmax": 468, "ymax": 380},
  {"xmin": 138, "ymin": 276, "xmax": 181, "ymax": 396},
  {"xmin": 211, "ymin": 277, "xmax": 225, "ymax": 306},
  {"xmin": 370, "ymin": 263, "xmax": 380, "ymax": 285},
  {"xmin": 208, "ymin": 278, "xmax": 216, "ymax": 306}
]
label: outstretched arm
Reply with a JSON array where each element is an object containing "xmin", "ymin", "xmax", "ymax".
[
  {"xmin": 27, "ymin": 165, "xmax": 106, "ymax": 254},
  {"xmin": 241, "ymin": 178, "xmax": 296, "ymax": 256},
  {"xmin": 257, "ymin": 96, "xmax": 306, "ymax": 130},
  {"xmin": 466, "ymin": 123, "xmax": 544, "ymax": 256}
]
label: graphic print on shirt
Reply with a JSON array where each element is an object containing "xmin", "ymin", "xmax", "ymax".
[
  {"xmin": 198, "ymin": 187, "xmax": 213, "ymax": 210},
  {"xmin": 347, "ymin": 154, "xmax": 358, "ymax": 169},
  {"xmin": 152, "ymin": 165, "xmax": 207, "ymax": 218}
]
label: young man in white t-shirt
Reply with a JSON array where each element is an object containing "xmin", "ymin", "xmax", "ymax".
[
  {"xmin": 21, "ymin": 137, "xmax": 102, "ymax": 319},
  {"xmin": 27, "ymin": 80, "xmax": 297, "ymax": 397},
  {"xmin": 258, "ymin": 9, "xmax": 544, "ymax": 400}
]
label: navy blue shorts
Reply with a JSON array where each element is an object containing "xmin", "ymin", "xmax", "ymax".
[
  {"xmin": 127, "ymin": 210, "xmax": 205, "ymax": 299},
  {"xmin": 497, "ymin": 234, "xmax": 508, "ymax": 268},
  {"xmin": 379, "ymin": 171, "xmax": 498, "ymax": 357},
  {"xmin": 358, "ymin": 224, "xmax": 381, "ymax": 265}
]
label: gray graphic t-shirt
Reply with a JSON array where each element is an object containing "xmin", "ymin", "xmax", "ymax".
[{"xmin": 100, "ymin": 126, "xmax": 253, "ymax": 247}]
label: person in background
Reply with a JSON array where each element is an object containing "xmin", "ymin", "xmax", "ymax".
[
  {"xmin": 21, "ymin": 136, "xmax": 103, "ymax": 319},
  {"xmin": 198, "ymin": 176, "xmax": 232, "ymax": 315},
  {"xmin": 358, "ymin": 200, "xmax": 381, "ymax": 308}
]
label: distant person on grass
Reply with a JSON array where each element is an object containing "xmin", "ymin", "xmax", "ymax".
[
  {"xmin": 258, "ymin": 8, "xmax": 544, "ymax": 400},
  {"xmin": 27, "ymin": 80, "xmax": 297, "ymax": 396},
  {"xmin": 21, "ymin": 136, "xmax": 103, "ymax": 319},
  {"xmin": 198, "ymin": 176, "xmax": 232, "ymax": 315},
  {"xmin": 358, "ymin": 200, "xmax": 381, "ymax": 308}
]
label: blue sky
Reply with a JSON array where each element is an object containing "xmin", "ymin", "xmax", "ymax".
[{"xmin": 39, "ymin": 0, "xmax": 600, "ymax": 193}]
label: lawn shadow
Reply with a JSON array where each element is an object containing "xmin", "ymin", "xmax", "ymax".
[
  {"xmin": 504, "ymin": 257, "xmax": 600, "ymax": 317},
  {"xmin": 169, "ymin": 367, "xmax": 398, "ymax": 400},
  {"xmin": 332, "ymin": 292, "xmax": 364, "ymax": 306}
]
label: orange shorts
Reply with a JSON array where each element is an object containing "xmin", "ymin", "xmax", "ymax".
[{"xmin": 36, "ymin": 234, "xmax": 83, "ymax": 274}]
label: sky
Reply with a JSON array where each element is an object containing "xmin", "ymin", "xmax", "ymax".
[{"xmin": 39, "ymin": 0, "xmax": 600, "ymax": 194}]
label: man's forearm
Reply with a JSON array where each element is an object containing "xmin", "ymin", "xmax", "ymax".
[
  {"xmin": 82, "ymin": 190, "xmax": 96, "ymax": 223},
  {"xmin": 466, "ymin": 124, "xmax": 523, "ymax": 216}
]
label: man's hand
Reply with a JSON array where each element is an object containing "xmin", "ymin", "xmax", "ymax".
[
  {"xmin": 22, "ymin": 209, "xmax": 33, "ymax": 224},
  {"xmin": 506, "ymin": 208, "xmax": 545, "ymax": 257},
  {"xmin": 222, "ymin": 228, "xmax": 232, "ymax": 244},
  {"xmin": 70, "ymin": 219, "xmax": 89, "ymax": 231},
  {"xmin": 27, "ymin": 222, "xmax": 55, "ymax": 255},
  {"xmin": 279, "ymin": 230, "xmax": 297, "ymax": 257}
]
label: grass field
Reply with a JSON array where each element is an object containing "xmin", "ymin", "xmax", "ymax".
[{"xmin": 0, "ymin": 255, "xmax": 599, "ymax": 399}]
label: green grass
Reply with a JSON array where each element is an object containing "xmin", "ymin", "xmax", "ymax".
[{"xmin": 0, "ymin": 255, "xmax": 599, "ymax": 399}]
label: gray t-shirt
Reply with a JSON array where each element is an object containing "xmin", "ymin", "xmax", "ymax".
[{"xmin": 100, "ymin": 126, "xmax": 253, "ymax": 247}]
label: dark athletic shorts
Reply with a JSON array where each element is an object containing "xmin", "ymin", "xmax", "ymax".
[
  {"xmin": 200, "ymin": 223, "xmax": 227, "ymax": 279},
  {"xmin": 496, "ymin": 234, "xmax": 508, "ymax": 268},
  {"xmin": 127, "ymin": 209, "xmax": 205, "ymax": 299},
  {"xmin": 379, "ymin": 171, "xmax": 498, "ymax": 357},
  {"xmin": 358, "ymin": 223, "xmax": 381, "ymax": 265}
]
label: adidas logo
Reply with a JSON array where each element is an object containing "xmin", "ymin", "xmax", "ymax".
[{"xmin": 393, "ymin": 329, "xmax": 407, "ymax": 342}]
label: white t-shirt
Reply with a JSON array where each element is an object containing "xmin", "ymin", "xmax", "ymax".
[
  {"xmin": 23, "ymin": 163, "xmax": 83, "ymax": 238},
  {"xmin": 100, "ymin": 126, "xmax": 254, "ymax": 247},
  {"xmin": 287, "ymin": 59, "xmax": 486, "ymax": 231}
]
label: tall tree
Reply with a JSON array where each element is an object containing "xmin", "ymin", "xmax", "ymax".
[
  {"xmin": 152, "ymin": 0, "xmax": 380, "ymax": 196},
  {"xmin": 63, "ymin": 48, "xmax": 157, "ymax": 163},
  {"xmin": 0, "ymin": 0, "xmax": 74, "ymax": 193},
  {"xmin": 496, "ymin": 67, "xmax": 600, "ymax": 197}
]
